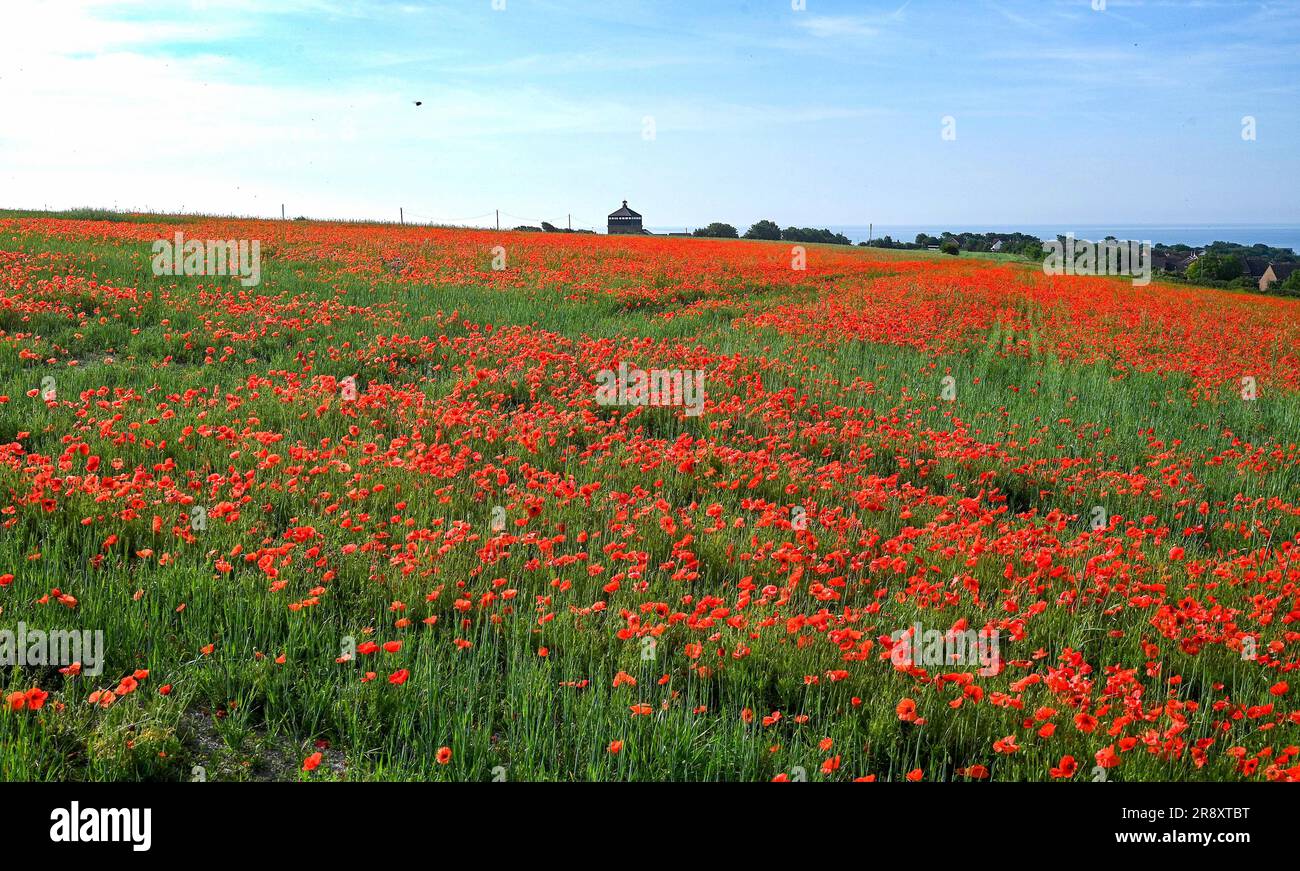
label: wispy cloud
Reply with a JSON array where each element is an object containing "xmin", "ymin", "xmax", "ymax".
[
  {"xmin": 795, "ymin": 15, "xmax": 881, "ymax": 39},
  {"xmin": 793, "ymin": 0, "xmax": 912, "ymax": 40}
]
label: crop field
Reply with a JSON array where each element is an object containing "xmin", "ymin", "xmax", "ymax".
[{"xmin": 1, "ymin": 213, "xmax": 1298, "ymax": 782}]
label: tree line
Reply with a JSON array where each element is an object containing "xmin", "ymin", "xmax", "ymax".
[{"xmin": 692, "ymin": 220, "xmax": 852, "ymax": 245}]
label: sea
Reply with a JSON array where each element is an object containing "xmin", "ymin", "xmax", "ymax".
[{"xmin": 647, "ymin": 224, "xmax": 1300, "ymax": 253}]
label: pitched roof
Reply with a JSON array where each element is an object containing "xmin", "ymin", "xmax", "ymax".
[
  {"xmin": 608, "ymin": 200, "xmax": 641, "ymax": 219},
  {"xmin": 1269, "ymin": 262, "xmax": 1297, "ymax": 280},
  {"xmin": 1243, "ymin": 256, "xmax": 1270, "ymax": 277}
]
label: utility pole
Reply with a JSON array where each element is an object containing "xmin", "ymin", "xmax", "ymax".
[
  {"xmin": 400, "ymin": 207, "xmax": 404, "ymax": 225},
  {"xmin": 869, "ymin": 223, "xmax": 873, "ymax": 242},
  {"xmin": 496, "ymin": 209, "xmax": 500, "ymax": 231},
  {"xmin": 281, "ymin": 203, "xmax": 285, "ymax": 220},
  {"xmin": 568, "ymin": 213, "xmax": 571, "ymax": 231}
]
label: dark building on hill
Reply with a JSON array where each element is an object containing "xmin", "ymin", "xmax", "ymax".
[
  {"xmin": 607, "ymin": 200, "xmax": 643, "ymax": 235},
  {"xmin": 1161, "ymin": 250, "xmax": 1201, "ymax": 273},
  {"xmin": 1242, "ymin": 256, "xmax": 1270, "ymax": 280}
]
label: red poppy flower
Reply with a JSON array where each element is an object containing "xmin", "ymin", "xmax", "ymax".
[{"xmin": 1050, "ymin": 755, "xmax": 1078, "ymax": 778}]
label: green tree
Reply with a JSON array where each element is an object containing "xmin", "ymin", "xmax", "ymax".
[
  {"xmin": 1277, "ymin": 269, "xmax": 1300, "ymax": 297},
  {"xmin": 1019, "ymin": 241, "xmax": 1044, "ymax": 261},
  {"xmin": 939, "ymin": 239, "xmax": 960, "ymax": 256},
  {"xmin": 694, "ymin": 222, "xmax": 739, "ymax": 239},
  {"xmin": 781, "ymin": 227, "xmax": 852, "ymax": 245},
  {"xmin": 744, "ymin": 219, "xmax": 782, "ymax": 241},
  {"xmin": 1186, "ymin": 253, "xmax": 1242, "ymax": 283}
]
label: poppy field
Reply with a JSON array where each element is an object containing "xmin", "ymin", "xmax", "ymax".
[{"xmin": 1, "ymin": 213, "xmax": 1298, "ymax": 782}]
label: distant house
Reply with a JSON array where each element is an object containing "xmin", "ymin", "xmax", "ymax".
[
  {"xmin": 1260, "ymin": 262, "xmax": 1297, "ymax": 292},
  {"xmin": 607, "ymin": 200, "xmax": 643, "ymax": 235},
  {"xmin": 990, "ymin": 240, "xmax": 1003, "ymax": 252},
  {"xmin": 1163, "ymin": 250, "xmax": 1202, "ymax": 273},
  {"xmin": 1242, "ymin": 256, "xmax": 1270, "ymax": 281}
]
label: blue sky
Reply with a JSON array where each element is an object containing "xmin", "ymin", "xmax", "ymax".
[{"xmin": 1, "ymin": 0, "xmax": 1297, "ymax": 228}]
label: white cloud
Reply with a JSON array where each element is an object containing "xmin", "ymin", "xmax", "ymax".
[
  {"xmin": 793, "ymin": 0, "xmax": 912, "ymax": 40},
  {"xmin": 794, "ymin": 16, "xmax": 880, "ymax": 39}
]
